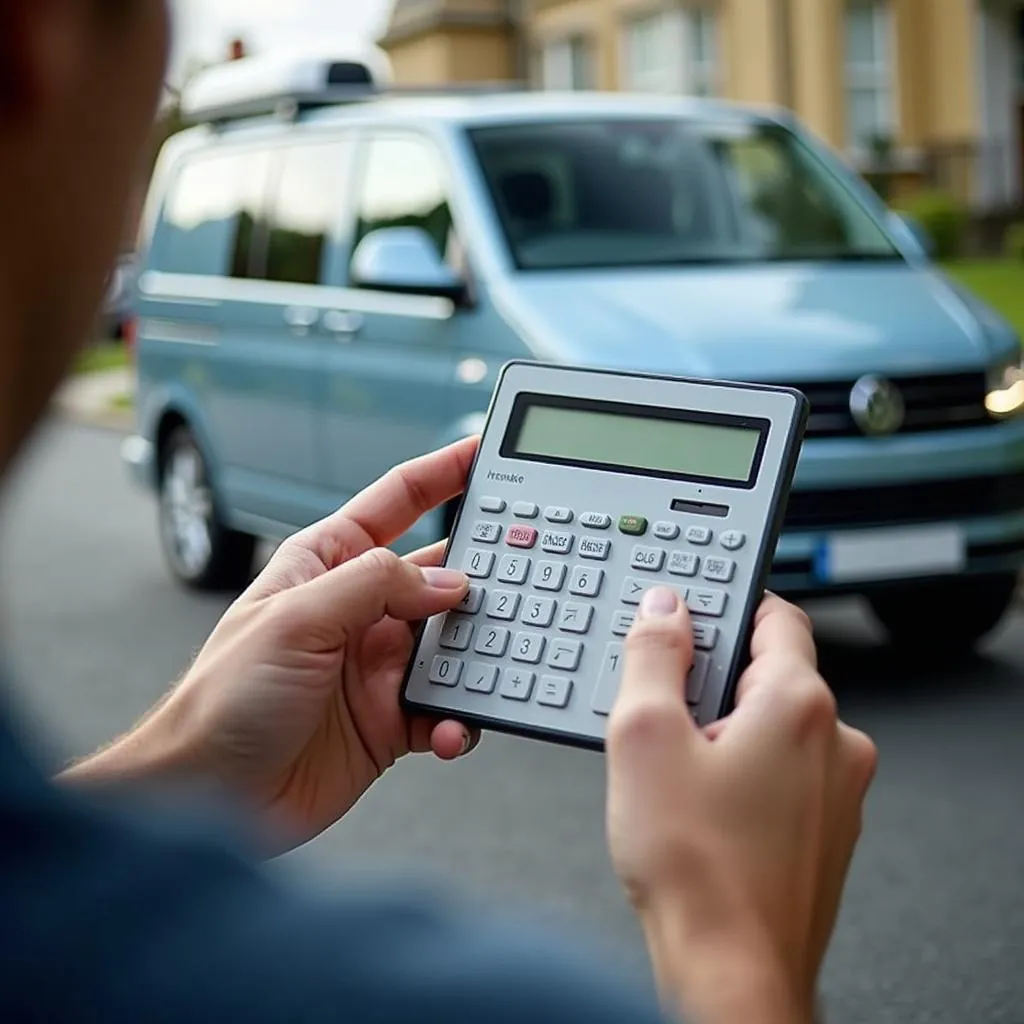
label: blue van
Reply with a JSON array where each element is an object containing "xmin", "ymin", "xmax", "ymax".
[{"xmin": 124, "ymin": 50, "xmax": 1024, "ymax": 656}]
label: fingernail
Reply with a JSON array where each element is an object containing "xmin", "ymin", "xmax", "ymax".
[
  {"xmin": 459, "ymin": 729, "xmax": 473, "ymax": 756},
  {"xmin": 421, "ymin": 567, "xmax": 469, "ymax": 590},
  {"xmin": 639, "ymin": 587, "xmax": 679, "ymax": 618}
]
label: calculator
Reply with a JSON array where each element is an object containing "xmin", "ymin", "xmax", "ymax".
[{"xmin": 401, "ymin": 361, "xmax": 808, "ymax": 749}]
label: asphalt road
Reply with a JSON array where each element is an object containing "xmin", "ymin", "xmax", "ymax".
[{"xmin": 1, "ymin": 420, "xmax": 1022, "ymax": 1023}]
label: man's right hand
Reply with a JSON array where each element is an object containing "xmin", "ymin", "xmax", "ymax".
[{"xmin": 606, "ymin": 588, "xmax": 877, "ymax": 1024}]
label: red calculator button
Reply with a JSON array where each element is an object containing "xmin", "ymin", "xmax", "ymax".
[{"xmin": 506, "ymin": 526, "xmax": 538, "ymax": 549}]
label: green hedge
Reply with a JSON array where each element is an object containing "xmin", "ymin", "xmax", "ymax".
[{"xmin": 895, "ymin": 190, "xmax": 968, "ymax": 261}]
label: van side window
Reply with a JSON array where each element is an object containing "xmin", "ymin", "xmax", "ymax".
[
  {"xmin": 155, "ymin": 150, "xmax": 272, "ymax": 278},
  {"xmin": 351, "ymin": 136, "xmax": 460, "ymax": 272},
  {"xmin": 265, "ymin": 141, "xmax": 352, "ymax": 286}
]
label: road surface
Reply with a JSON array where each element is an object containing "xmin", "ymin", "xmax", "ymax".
[{"xmin": 1, "ymin": 421, "xmax": 1022, "ymax": 1023}]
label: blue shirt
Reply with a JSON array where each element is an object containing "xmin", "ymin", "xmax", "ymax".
[{"xmin": 0, "ymin": 698, "xmax": 670, "ymax": 1023}]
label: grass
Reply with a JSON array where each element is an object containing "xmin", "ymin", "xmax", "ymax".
[
  {"xmin": 943, "ymin": 259, "xmax": 1024, "ymax": 339},
  {"xmin": 110, "ymin": 392, "xmax": 134, "ymax": 412},
  {"xmin": 76, "ymin": 341, "xmax": 129, "ymax": 376}
]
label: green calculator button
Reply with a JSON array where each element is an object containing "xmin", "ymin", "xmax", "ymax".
[{"xmin": 618, "ymin": 515, "xmax": 648, "ymax": 536}]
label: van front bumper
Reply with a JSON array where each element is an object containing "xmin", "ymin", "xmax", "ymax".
[{"xmin": 121, "ymin": 434, "xmax": 157, "ymax": 491}]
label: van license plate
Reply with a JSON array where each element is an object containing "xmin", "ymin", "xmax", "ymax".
[{"xmin": 814, "ymin": 525, "xmax": 966, "ymax": 584}]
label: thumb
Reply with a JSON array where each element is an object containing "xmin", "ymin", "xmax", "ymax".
[
  {"xmin": 610, "ymin": 587, "xmax": 697, "ymax": 737},
  {"xmin": 300, "ymin": 548, "xmax": 469, "ymax": 637}
]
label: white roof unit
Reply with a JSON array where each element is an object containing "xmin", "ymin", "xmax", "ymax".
[{"xmin": 180, "ymin": 45, "xmax": 394, "ymax": 124}]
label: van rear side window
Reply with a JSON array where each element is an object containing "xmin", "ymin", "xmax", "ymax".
[{"xmin": 152, "ymin": 150, "xmax": 272, "ymax": 278}]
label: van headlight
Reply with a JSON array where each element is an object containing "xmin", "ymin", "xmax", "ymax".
[{"xmin": 986, "ymin": 353, "xmax": 1024, "ymax": 418}]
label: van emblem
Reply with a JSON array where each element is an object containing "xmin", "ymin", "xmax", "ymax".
[{"xmin": 849, "ymin": 375, "xmax": 905, "ymax": 436}]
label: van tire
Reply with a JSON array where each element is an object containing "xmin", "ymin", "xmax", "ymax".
[
  {"xmin": 867, "ymin": 572, "xmax": 1019, "ymax": 659},
  {"xmin": 158, "ymin": 426, "xmax": 256, "ymax": 592}
]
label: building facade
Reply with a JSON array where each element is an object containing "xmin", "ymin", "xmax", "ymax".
[{"xmin": 381, "ymin": 0, "xmax": 1024, "ymax": 213}]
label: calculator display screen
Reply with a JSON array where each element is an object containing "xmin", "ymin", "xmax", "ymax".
[{"xmin": 503, "ymin": 395, "xmax": 769, "ymax": 487}]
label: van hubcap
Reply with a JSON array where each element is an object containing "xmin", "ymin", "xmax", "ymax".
[{"xmin": 162, "ymin": 447, "xmax": 214, "ymax": 576}]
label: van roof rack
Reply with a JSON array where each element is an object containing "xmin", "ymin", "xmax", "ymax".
[{"xmin": 181, "ymin": 48, "xmax": 527, "ymax": 126}]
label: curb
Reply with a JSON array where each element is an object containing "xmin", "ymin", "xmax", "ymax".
[{"xmin": 52, "ymin": 397, "xmax": 134, "ymax": 434}]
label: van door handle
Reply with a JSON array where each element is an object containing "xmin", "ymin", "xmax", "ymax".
[
  {"xmin": 284, "ymin": 305, "xmax": 319, "ymax": 330},
  {"xmin": 323, "ymin": 310, "xmax": 364, "ymax": 336}
]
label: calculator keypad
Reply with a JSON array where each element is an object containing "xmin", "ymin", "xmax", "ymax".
[{"xmin": 426, "ymin": 503, "xmax": 749, "ymax": 724}]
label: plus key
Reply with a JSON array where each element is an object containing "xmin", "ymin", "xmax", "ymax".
[{"xmin": 506, "ymin": 525, "xmax": 538, "ymax": 550}]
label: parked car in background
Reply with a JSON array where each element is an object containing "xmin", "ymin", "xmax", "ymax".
[
  {"xmin": 101, "ymin": 252, "xmax": 138, "ymax": 341},
  {"xmin": 122, "ymin": 48, "xmax": 1024, "ymax": 656}
]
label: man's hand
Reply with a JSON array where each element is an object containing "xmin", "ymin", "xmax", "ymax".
[
  {"xmin": 63, "ymin": 438, "xmax": 481, "ymax": 852},
  {"xmin": 607, "ymin": 587, "xmax": 877, "ymax": 1024}
]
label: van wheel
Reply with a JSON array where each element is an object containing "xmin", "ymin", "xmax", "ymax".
[
  {"xmin": 867, "ymin": 572, "xmax": 1019, "ymax": 660},
  {"xmin": 159, "ymin": 427, "xmax": 256, "ymax": 592}
]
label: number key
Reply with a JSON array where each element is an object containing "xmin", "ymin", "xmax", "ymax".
[
  {"xmin": 456, "ymin": 585, "xmax": 485, "ymax": 615},
  {"xmin": 533, "ymin": 561, "xmax": 567, "ymax": 592},
  {"xmin": 522, "ymin": 596, "xmax": 556, "ymax": 627},
  {"xmin": 474, "ymin": 626, "xmax": 510, "ymax": 657},
  {"xmin": 569, "ymin": 566, "xmax": 604, "ymax": 597},
  {"xmin": 439, "ymin": 616, "xmax": 474, "ymax": 651},
  {"xmin": 592, "ymin": 643, "xmax": 624, "ymax": 716},
  {"xmin": 498, "ymin": 555, "xmax": 531, "ymax": 585},
  {"xmin": 429, "ymin": 656, "xmax": 462, "ymax": 687},
  {"xmin": 486, "ymin": 590, "xmax": 521, "ymax": 621},
  {"xmin": 558, "ymin": 603, "xmax": 593, "ymax": 634},
  {"xmin": 512, "ymin": 631, "xmax": 546, "ymax": 664},
  {"xmin": 463, "ymin": 549, "xmax": 495, "ymax": 579},
  {"xmin": 687, "ymin": 654, "xmax": 712, "ymax": 706}
]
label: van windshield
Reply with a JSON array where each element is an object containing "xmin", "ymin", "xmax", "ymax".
[{"xmin": 467, "ymin": 118, "xmax": 902, "ymax": 270}]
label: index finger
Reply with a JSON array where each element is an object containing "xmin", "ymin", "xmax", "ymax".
[{"xmin": 329, "ymin": 436, "xmax": 480, "ymax": 549}]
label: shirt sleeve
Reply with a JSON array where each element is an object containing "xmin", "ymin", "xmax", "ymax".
[{"xmin": 1, "ymin": 770, "xmax": 673, "ymax": 1024}]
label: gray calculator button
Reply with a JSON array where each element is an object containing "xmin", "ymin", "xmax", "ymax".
[
  {"xmin": 522, "ymin": 596, "xmax": 556, "ymax": 627},
  {"xmin": 653, "ymin": 521, "xmax": 680, "ymax": 541},
  {"xmin": 558, "ymin": 603, "xmax": 593, "ymax": 634},
  {"xmin": 500, "ymin": 669, "xmax": 536, "ymax": 702},
  {"xmin": 611, "ymin": 610, "xmax": 636, "ymax": 636},
  {"xmin": 544, "ymin": 507, "xmax": 574, "ymax": 524},
  {"xmin": 620, "ymin": 577, "xmax": 648, "ymax": 605},
  {"xmin": 541, "ymin": 530, "xmax": 574, "ymax": 555},
  {"xmin": 486, "ymin": 590, "xmax": 521, "ymax": 621},
  {"xmin": 686, "ymin": 525, "xmax": 713, "ymax": 546},
  {"xmin": 533, "ymin": 561, "xmax": 567, "ymax": 592},
  {"xmin": 581, "ymin": 512, "xmax": 611, "ymax": 530},
  {"xmin": 465, "ymin": 663, "xmax": 499, "ymax": 694},
  {"xmin": 512, "ymin": 631, "xmax": 546, "ymax": 664},
  {"xmin": 538, "ymin": 676, "xmax": 573, "ymax": 709},
  {"xmin": 464, "ymin": 549, "xmax": 495, "ymax": 579},
  {"xmin": 592, "ymin": 643, "xmax": 624, "ymax": 716},
  {"xmin": 439, "ymin": 616, "xmax": 474, "ymax": 651},
  {"xmin": 429, "ymin": 655, "xmax": 463, "ymax": 687},
  {"xmin": 479, "ymin": 496, "xmax": 506, "ymax": 513},
  {"xmin": 456, "ymin": 585, "xmax": 485, "ymax": 615},
  {"xmin": 687, "ymin": 654, "xmax": 712, "ymax": 705},
  {"xmin": 547, "ymin": 639, "xmax": 582, "ymax": 672},
  {"xmin": 569, "ymin": 566, "xmax": 604, "ymax": 597},
  {"xmin": 702, "ymin": 557, "xmax": 736, "ymax": 583},
  {"xmin": 578, "ymin": 537, "xmax": 611, "ymax": 561},
  {"xmin": 720, "ymin": 530, "xmax": 746, "ymax": 551},
  {"xmin": 471, "ymin": 521, "xmax": 502, "ymax": 544},
  {"xmin": 692, "ymin": 622, "xmax": 719, "ymax": 651},
  {"xmin": 668, "ymin": 552, "xmax": 700, "ymax": 577},
  {"xmin": 687, "ymin": 588, "xmax": 728, "ymax": 617},
  {"xmin": 498, "ymin": 555, "xmax": 531, "ymax": 585},
  {"xmin": 631, "ymin": 545, "xmax": 666, "ymax": 572},
  {"xmin": 513, "ymin": 502, "xmax": 539, "ymax": 519},
  {"xmin": 474, "ymin": 625, "xmax": 510, "ymax": 657}
]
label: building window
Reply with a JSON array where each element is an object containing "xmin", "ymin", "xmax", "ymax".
[
  {"xmin": 622, "ymin": 7, "xmax": 719, "ymax": 97},
  {"xmin": 843, "ymin": 1, "xmax": 896, "ymax": 153},
  {"xmin": 539, "ymin": 35, "xmax": 593, "ymax": 91}
]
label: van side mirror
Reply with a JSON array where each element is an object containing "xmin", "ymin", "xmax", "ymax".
[
  {"xmin": 889, "ymin": 211, "xmax": 934, "ymax": 259},
  {"xmin": 350, "ymin": 227, "xmax": 466, "ymax": 302}
]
